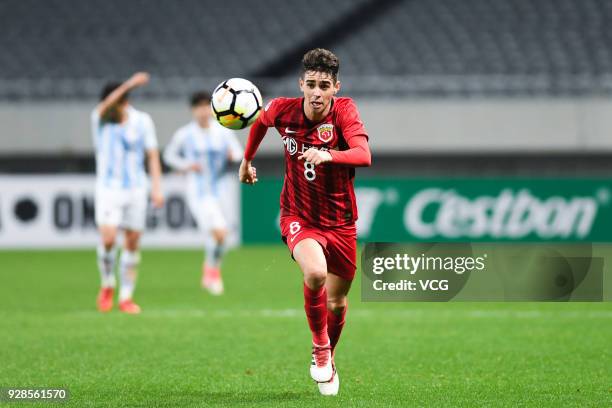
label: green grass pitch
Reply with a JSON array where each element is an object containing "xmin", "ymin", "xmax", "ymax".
[{"xmin": 0, "ymin": 246, "xmax": 611, "ymax": 407}]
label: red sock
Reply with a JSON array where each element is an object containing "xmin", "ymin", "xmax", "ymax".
[
  {"xmin": 327, "ymin": 303, "xmax": 347, "ymax": 354},
  {"xmin": 303, "ymin": 283, "xmax": 329, "ymax": 346}
]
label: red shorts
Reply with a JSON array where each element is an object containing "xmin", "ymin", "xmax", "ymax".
[{"xmin": 280, "ymin": 216, "xmax": 357, "ymax": 281}]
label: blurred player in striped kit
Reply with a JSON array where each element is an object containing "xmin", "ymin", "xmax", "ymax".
[
  {"xmin": 92, "ymin": 72, "xmax": 164, "ymax": 314},
  {"xmin": 164, "ymin": 91, "xmax": 243, "ymax": 295}
]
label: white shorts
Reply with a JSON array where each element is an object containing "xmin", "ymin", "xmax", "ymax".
[
  {"xmin": 95, "ymin": 187, "xmax": 148, "ymax": 231},
  {"xmin": 188, "ymin": 195, "xmax": 227, "ymax": 232}
]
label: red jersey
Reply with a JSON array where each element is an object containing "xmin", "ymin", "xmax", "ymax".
[{"xmin": 253, "ymin": 97, "xmax": 368, "ymax": 227}]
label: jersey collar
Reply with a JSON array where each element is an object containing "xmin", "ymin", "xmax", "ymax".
[{"xmin": 301, "ymin": 97, "xmax": 335, "ymax": 126}]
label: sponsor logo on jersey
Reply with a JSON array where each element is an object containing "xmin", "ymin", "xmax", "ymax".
[
  {"xmin": 317, "ymin": 124, "xmax": 334, "ymax": 143},
  {"xmin": 283, "ymin": 137, "xmax": 298, "ymax": 155}
]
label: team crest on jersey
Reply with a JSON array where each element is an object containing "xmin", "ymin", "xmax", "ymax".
[{"xmin": 317, "ymin": 124, "xmax": 334, "ymax": 143}]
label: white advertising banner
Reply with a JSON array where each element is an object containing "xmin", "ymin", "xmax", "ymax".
[{"xmin": 0, "ymin": 174, "xmax": 240, "ymax": 248}]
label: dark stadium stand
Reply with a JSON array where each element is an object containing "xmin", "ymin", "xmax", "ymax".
[
  {"xmin": 333, "ymin": 0, "xmax": 612, "ymax": 96},
  {"xmin": 1, "ymin": 0, "xmax": 612, "ymax": 98},
  {"xmin": 0, "ymin": 0, "xmax": 369, "ymax": 99}
]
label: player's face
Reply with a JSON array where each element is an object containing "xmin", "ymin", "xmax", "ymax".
[
  {"xmin": 117, "ymin": 100, "xmax": 128, "ymax": 113},
  {"xmin": 104, "ymin": 100, "xmax": 128, "ymax": 123},
  {"xmin": 192, "ymin": 102, "xmax": 212, "ymax": 126},
  {"xmin": 299, "ymin": 71, "xmax": 340, "ymax": 118}
]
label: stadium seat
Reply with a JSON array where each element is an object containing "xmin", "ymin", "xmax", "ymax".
[{"xmin": 1, "ymin": 0, "xmax": 611, "ymax": 98}]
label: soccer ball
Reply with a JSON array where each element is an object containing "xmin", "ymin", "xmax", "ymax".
[{"xmin": 211, "ymin": 78, "xmax": 263, "ymax": 130}]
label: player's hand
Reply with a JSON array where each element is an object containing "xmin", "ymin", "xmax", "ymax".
[
  {"xmin": 188, "ymin": 163, "xmax": 202, "ymax": 172},
  {"xmin": 298, "ymin": 148, "xmax": 332, "ymax": 166},
  {"xmin": 239, "ymin": 159, "xmax": 258, "ymax": 185},
  {"xmin": 127, "ymin": 72, "xmax": 150, "ymax": 88},
  {"xmin": 151, "ymin": 188, "xmax": 164, "ymax": 208}
]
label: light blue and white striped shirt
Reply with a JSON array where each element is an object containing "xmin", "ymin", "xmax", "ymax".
[
  {"xmin": 163, "ymin": 120, "xmax": 243, "ymax": 198},
  {"xmin": 91, "ymin": 106, "xmax": 158, "ymax": 190}
]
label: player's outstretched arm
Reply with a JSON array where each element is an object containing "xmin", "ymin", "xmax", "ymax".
[
  {"xmin": 328, "ymin": 136, "xmax": 371, "ymax": 167},
  {"xmin": 163, "ymin": 131, "xmax": 201, "ymax": 173},
  {"xmin": 96, "ymin": 72, "xmax": 150, "ymax": 117},
  {"xmin": 239, "ymin": 115, "xmax": 268, "ymax": 185},
  {"xmin": 147, "ymin": 149, "xmax": 165, "ymax": 208}
]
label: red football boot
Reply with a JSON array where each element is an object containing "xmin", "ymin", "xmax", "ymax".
[
  {"xmin": 118, "ymin": 299, "xmax": 141, "ymax": 314},
  {"xmin": 202, "ymin": 266, "xmax": 224, "ymax": 295},
  {"xmin": 96, "ymin": 287, "xmax": 114, "ymax": 312}
]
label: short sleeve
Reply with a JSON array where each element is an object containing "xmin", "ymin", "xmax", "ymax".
[
  {"xmin": 142, "ymin": 113, "xmax": 158, "ymax": 150},
  {"xmin": 258, "ymin": 98, "xmax": 282, "ymax": 127},
  {"xmin": 90, "ymin": 109, "xmax": 102, "ymax": 148},
  {"xmin": 338, "ymin": 99, "xmax": 368, "ymax": 143},
  {"xmin": 163, "ymin": 128, "xmax": 191, "ymax": 171},
  {"xmin": 90, "ymin": 109, "xmax": 100, "ymax": 127}
]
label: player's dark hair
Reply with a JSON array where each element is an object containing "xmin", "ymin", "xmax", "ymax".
[
  {"xmin": 190, "ymin": 91, "xmax": 211, "ymax": 107},
  {"xmin": 99, "ymin": 82, "xmax": 129, "ymax": 103},
  {"xmin": 302, "ymin": 48, "xmax": 339, "ymax": 82},
  {"xmin": 99, "ymin": 82, "xmax": 129, "ymax": 123}
]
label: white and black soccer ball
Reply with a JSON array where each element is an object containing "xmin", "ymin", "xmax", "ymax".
[{"xmin": 211, "ymin": 78, "xmax": 263, "ymax": 130}]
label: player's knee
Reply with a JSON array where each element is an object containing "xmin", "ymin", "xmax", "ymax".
[
  {"xmin": 327, "ymin": 297, "xmax": 347, "ymax": 314},
  {"xmin": 125, "ymin": 241, "xmax": 139, "ymax": 252},
  {"xmin": 303, "ymin": 264, "xmax": 327, "ymax": 287},
  {"xmin": 124, "ymin": 233, "xmax": 141, "ymax": 252},
  {"xmin": 212, "ymin": 228, "xmax": 227, "ymax": 243},
  {"xmin": 101, "ymin": 235, "xmax": 116, "ymax": 249}
]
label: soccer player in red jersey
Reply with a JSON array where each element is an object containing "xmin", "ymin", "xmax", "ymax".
[{"xmin": 239, "ymin": 48, "xmax": 371, "ymax": 395}]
